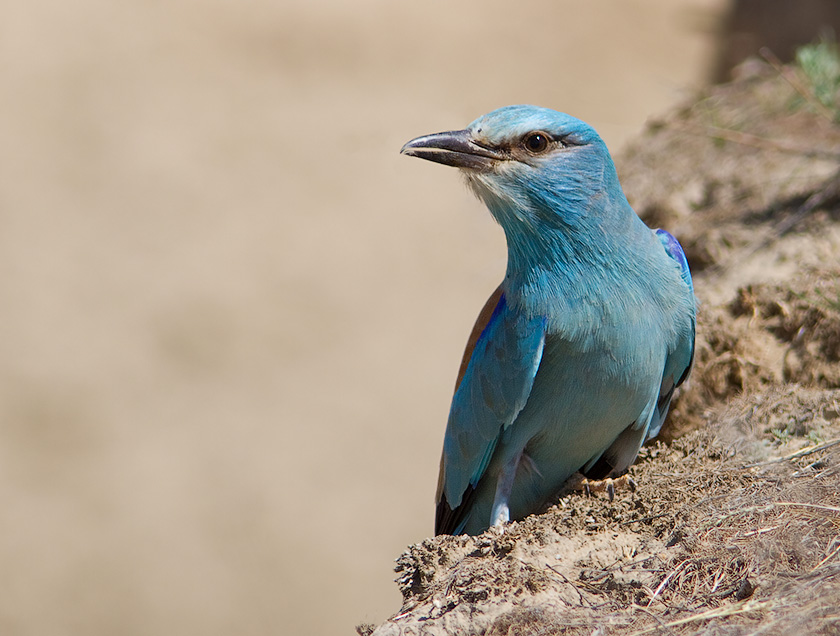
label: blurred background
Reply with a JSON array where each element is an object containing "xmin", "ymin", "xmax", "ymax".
[{"xmin": 1, "ymin": 1, "xmax": 838, "ymax": 634}]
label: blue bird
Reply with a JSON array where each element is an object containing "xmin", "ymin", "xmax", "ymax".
[{"xmin": 401, "ymin": 105, "xmax": 695, "ymax": 536}]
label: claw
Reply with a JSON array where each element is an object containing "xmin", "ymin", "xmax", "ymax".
[{"xmin": 577, "ymin": 474, "xmax": 636, "ymax": 500}]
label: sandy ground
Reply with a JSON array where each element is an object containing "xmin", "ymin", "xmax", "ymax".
[{"xmin": 0, "ymin": 2, "xmax": 729, "ymax": 634}]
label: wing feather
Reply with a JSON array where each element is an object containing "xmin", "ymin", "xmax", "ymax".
[{"xmin": 435, "ymin": 289, "xmax": 546, "ymax": 534}]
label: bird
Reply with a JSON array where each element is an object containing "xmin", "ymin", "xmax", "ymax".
[{"xmin": 400, "ymin": 105, "xmax": 695, "ymax": 536}]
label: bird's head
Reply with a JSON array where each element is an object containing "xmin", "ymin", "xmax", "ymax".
[{"xmin": 401, "ymin": 105, "xmax": 625, "ymax": 236}]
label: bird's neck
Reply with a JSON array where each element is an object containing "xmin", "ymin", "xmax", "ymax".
[
  {"xmin": 493, "ymin": 195, "xmax": 651, "ymax": 322},
  {"xmin": 467, "ymin": 164, "xmax": 656, "ymax": 325}
]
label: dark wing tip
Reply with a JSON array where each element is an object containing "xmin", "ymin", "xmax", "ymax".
[{"xmin": 435, "ymin": 486, "xmax": 479, "ymax": 536}]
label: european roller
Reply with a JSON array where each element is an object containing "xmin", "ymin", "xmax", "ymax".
[{"xmin": 400, "ymin": 105, "xmax": 695, "ymax": 536}]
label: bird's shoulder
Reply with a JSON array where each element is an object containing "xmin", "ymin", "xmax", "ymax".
[{"xmin": 453, "ymin": 285, "xmax": 505, "ymax": 394}]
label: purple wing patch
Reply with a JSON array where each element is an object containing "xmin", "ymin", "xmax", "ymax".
[{"xmin": 655, "ymin": 228, "xmax": 693, "ymax": 291}]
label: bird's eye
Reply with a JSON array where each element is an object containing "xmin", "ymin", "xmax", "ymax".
[{"xmin": 522, "ymin": 132, "xmax": 550, "ymax": 154}]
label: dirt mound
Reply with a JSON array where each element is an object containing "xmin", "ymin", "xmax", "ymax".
[
  {"xmin": 672, "ymin": 267, "xmax": 840, "ymax": 439},
  {"xmin": 361, "ymin": 53, "xmax": 840, "ymax": 636},
  {"xmin": 365, "ymin": 388, "xmax": 840, "ymax": 636}
]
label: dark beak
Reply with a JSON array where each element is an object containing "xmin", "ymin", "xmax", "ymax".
[{"xmin": 400, "ymin": 129, "xmax": 505, "ymax": 171}]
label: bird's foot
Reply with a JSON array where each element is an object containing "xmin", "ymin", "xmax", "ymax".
[{"xmin": 578, "ymin": 474, "xmax": 636, "ymax": 502}]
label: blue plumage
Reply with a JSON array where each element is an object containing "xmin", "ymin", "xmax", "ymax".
[{"xmin": 401, "ymin": 106, "xmax": 696, "ymax": 535}]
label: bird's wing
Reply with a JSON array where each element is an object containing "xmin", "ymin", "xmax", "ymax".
[
  {"xmin": 648, "ymin": 228, "xmax": 696, "ymax": 439},
  {"xmin": 435, "ymin": 287, "xmax": 546, "ymax": 534},
  {"xmin": 655, "ymin": 229, "xmax": 693, "ymax": 293}
]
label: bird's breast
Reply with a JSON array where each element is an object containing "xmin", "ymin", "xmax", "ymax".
[{"xmin": 505, "ymin": 325, "xmax": 662, "ymax": 462}]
